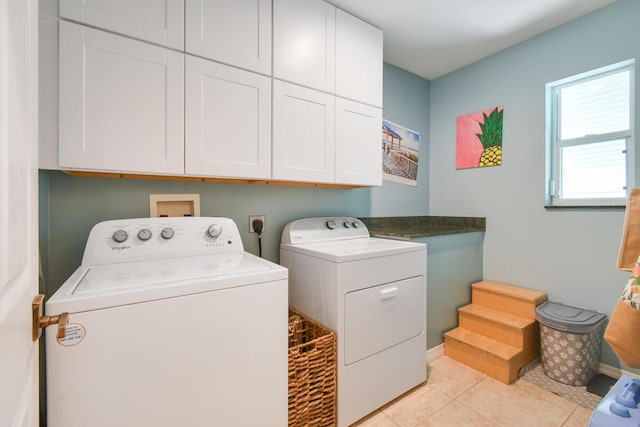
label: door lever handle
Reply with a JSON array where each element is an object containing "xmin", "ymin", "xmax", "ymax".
[{"xmin": 32, "ymin": 294, "xmax": 69, "ymax": 341}]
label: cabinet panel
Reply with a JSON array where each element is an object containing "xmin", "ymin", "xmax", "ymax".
[
  {"xmin": 273, "ymin": 81, "xmax": 335, "ymax": 183},
  {"xmin": 336, "ymin": 9, "xmax": 383, "ymax": 107},
  {"xmin": 335, "ymin": 97, "xmax": 382, "ymax": 186},
  {"xmin": 60, "ymin": 0, "xmax": 184, "ymax": 49},
  {"xmin": 273, "ymin": 0, "xmax": 335, "ymax": 92},
  {"xmin": 185, "ymin": 0, "xmax": 271, "ymax": 74},
  {"xmin": 185, "ymin": 56, "xmax": 271, "ymax": 179},
  {"xmin": 59, "ymin": 21, "xmax": 184, "ymax": 174}
]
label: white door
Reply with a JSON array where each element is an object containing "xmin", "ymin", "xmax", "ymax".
[
  {"xmin": 272, "ymin": 81, "xmax": 335, "ymax": 183},
  {"xmin": 335, "ymin": 97, "xmax": 382, "ymax": 186},
  {"xmin": 0, "ymin": 0, "xmax": 40, "ymax": 425},
  {"xmin": 185, "ymin": 56, "xmax": 271, "ymax": 179},
  {"xmin": 59, "ymin": 21, "xmax": 185, "ymax": 175},
  {"xmin": 60, "ymin": 0, "xmax": 184, "ymax": 49},
  {"xmin": 273, "ymin": 0, "xmax": 335, "ymax": 93},
  {"xmin": 185, "ymin": 0, "xmax": 271, "ymax": 75}
]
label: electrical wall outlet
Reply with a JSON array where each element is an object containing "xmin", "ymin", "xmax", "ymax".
[{"xmin": 249, "ymin": 215, "xmax": 266, "ymax": 233}]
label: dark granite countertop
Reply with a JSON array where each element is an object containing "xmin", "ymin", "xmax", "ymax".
[{"xmin": 358, "ymin": 216, "xmax": 486, "ymax": 239}]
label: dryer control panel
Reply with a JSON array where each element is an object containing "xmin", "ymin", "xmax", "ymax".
[
  {"xmin": 281, "ymin": 217, "xmax": 369, "ymax": 244},
  {"xmin": 82, "ymin": 217, "xmax": 244, "ymax": 265}
]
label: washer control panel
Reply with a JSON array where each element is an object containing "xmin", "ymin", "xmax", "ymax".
[
  {"xmin": 281, "ymin": 217, "xmax": 369, "ymax": 244},
  {"xmin": 83, "ymin": 217, "xmax": 244, "ymax": 266}
]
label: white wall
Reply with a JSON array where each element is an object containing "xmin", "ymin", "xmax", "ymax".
[{"xmin": 429, "ymin": 0, "xmax": 639, "ymax": 368}]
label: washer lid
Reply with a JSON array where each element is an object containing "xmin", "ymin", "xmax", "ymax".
[
  {"xmin": 281, "ymin": 236, "xmax": 425, "ymax": 262},
  {"xmin": 77, "ymin": 252, "xmax": 271, "ymax": 295},
  {"xmin": 46, "ymin": 252, "xmax": 287, "ymax": 313}
]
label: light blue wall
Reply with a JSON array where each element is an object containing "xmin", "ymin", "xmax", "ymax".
[
  {"xmin": 370, "ymin": 63, "xmax": 430, "ymax": 215},
  {"xmin": 413, "ymin": 232, "xmax": 484, "ymax": 349},
  {"xmin": 39, "ymin": 63, "xmax": 431, "ymax": 296},
  {"xmin": 38, "ymin": 173, "xmax": 369, "ymax": 293},
  {"xmin": 429, "ymin": 0, "xmax": 639, "ymax": 368}
]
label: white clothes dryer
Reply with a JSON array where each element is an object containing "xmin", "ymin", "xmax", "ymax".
[
  {"xmin": 280, "ymin": 217, "xmax": 427, "ymax": 427},
  {"xmin": 46, "ymin": 217, "xmax": 287, "ymax": 427}
]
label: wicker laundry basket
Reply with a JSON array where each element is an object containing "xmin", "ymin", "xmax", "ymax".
[{"xmin": 288, "ymin": 308, "xmax": 337, "ymax": 427}]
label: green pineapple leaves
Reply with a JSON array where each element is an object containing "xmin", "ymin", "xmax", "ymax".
[{"xmin": 476, "ymin": 107, "xmax": 503, "ymax": 148}]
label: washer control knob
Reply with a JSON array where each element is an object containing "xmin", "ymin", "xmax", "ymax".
[
  {"xmin": 351, "ymin": 221, "xmax": 360, "ymax": 228},
  {"xmin": 160, "ymin": 227, "xmax": 174, "ymax": 240},
  {"xmin": 112, "ymin": 229, "xmax": 128, "ymax": 243},
  {"xmin": 137, "ymin": 228, "xmax": 152, "ymax": 241},
  {"xmin": 325, "ymin": 220, "xmax": 336, "ymax": 230},
  {"xmin": 207, "ymin": 224, "xmax": 222, "ymax": 238},
  {"xmin": 343, "ymin": 221, "xmax": 351, "ymax": 228}
]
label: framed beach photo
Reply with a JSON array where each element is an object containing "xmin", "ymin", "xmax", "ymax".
[{"xmin": 382, "ymin": 119, "xmax": 421, "ymax": 186}]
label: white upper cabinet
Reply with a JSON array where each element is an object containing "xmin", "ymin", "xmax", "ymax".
[
  {"xmin": 273, "ymin": 81, "xmax": 335, "ymax": 183},
  {"xmin": 335, "ymin": 97, "xmax": 382, "ymax": 186},
  {"xmin": 185, "ymin": 0, "xmax": 271, "ymax": 74},
  {"xmin": 336, "ymin": 9, "xmax": 383, "ymax": 108},
  {"xmin": 59, "ymin": 21, "xmax": 185, "ymax": 174},
  {"xmin": 271, "ymin": 0, "xmax": 383, "ymax": 186},
  {"xmin": 185, "ymin": 56, "xmax": 271, "ymax": 179},
  {"xmin": 273, "ymin": 0, "xmax": 335, "ymax": 92},
  {"xmin": 50, "ymin": 0, "xmax": 384, "ymax": 185},
  {"xmin": 59, "ymin": 0, "xmax": 184, "ymax": 50}
]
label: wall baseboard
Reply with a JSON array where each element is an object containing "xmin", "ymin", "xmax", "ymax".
[
  {"xmin": 426, "ymin": 344, "xmax": 444, "ymax": 363},
  {"xmin": 427, "ymin": 345, "xmax": 638, "ymax": 380},
  {"xmin": 598, "ymin": 362, "xmax": 640, "ymax": 379}
]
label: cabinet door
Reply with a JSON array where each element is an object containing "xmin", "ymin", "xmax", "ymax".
[
  {"xmin": 336, "ymin": 9, "xmax": 383, "ymax": 108},
  {"xmin": 335, "ymin": 97, "xmax": 382, "ymax": 186},
  {"xmin": 273, "ymin": 0, "xmax": 335, "ymax": 93},
  {"xmin": 60, "ymin": 0, "xmax": 184, "ymax": 50},
  {"xmin": 273, "ymin": 81, "xmax": 335, "ymax": 183},
  {"xmin": 185, "ymin": 0, "xmax": 271, "ymax": 75},
  {"xmin": 59, "ymin": 21, "xmax": 184, "ymax": 174},
  {"xmin": 185, "ymin": 56, "xmax": 271, "ymax": 179}
]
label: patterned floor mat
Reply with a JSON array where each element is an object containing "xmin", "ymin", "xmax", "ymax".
[{"xmin": 519, "ymin": 358, "xmax": 603, "ymax": 409}]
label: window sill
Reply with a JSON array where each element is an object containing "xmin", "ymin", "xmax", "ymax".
[{"xmin": 545, "ymin": 205, "xmax": 625, "ymax": 210}]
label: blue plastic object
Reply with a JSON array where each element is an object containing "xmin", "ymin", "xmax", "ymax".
[
  {"xmin": 616, "ymin": 381, "xmax": 640, "ymax": 408},
  {"xmin": 609, "ymin": 402, "xmax": 631, "ymax": 418},
  {"xmin": 590, "ymin": 375, "xmax": 640, "ymax": 426}
]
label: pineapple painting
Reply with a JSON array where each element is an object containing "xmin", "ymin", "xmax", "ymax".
[
  {"xmin": 456, "ymin": 106, "xmax": 504, "ymax": 169},
  {"xmin": 477, "ymin": 107, "xmax": 503, "ymax": 167}
]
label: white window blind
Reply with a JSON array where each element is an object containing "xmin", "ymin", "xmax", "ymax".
[
  {"xmin": 548, "ymin": 60, "xmax": 634, "ymax": 206},
  {"xmin": 560, "ymin": 139, "xmax": 626, "ymax": 199},
  {"xmin": 559, "ymin": 71, "xmax": 630, "ymax": 140}
]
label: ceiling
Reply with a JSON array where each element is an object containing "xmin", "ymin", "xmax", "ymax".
[{"xmin": 326, "ymin": 0, "xmax": 617, "ymax": 80}]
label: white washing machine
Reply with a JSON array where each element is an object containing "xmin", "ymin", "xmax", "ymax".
[
  {"xmin": 45, "ymin": 217, "xmax": 288, "ymax": 427},
  {"xmin": 280, "ymin": 217, "xmax": 427, "ymax": 427}
]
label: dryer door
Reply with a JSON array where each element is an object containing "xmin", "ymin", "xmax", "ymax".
[{"xmin": 344, "ymin": 275, "xmax": 423, "ymax": 365}]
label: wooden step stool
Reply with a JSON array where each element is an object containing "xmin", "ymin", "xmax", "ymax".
[{"xmin": 444, "ymin": 280, "xmax": 547, "ymax": 384}]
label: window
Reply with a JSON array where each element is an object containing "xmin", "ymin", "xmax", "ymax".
[{"xmin": 546, "ymin": 60, "xmax": 634, "ymax": 207}]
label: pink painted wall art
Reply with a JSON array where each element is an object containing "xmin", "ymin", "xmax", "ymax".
[{"xmin": 456, "ymin": 106, "xmax": 503, "ymax": 169}]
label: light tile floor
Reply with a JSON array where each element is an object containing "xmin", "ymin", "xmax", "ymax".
[{"xmin": 352, "ymin": 356, "xmax": 594, "ymax": 427}]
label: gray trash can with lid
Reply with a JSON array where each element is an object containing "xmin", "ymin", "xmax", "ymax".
[{"xmin": 535, "ymin": 301, "xmax": 607, "ymax": 386}]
